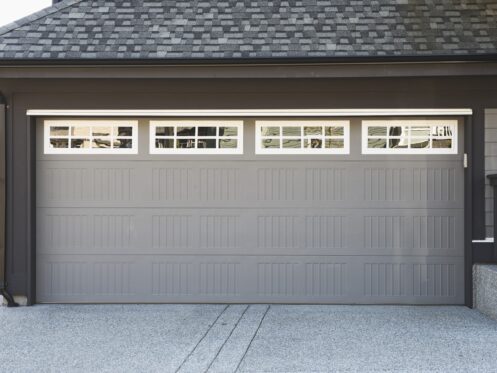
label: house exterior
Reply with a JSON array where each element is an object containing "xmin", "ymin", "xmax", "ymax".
[{"xmin": 0, "ymin": 0, "xmax": 496, "ymax": 306}]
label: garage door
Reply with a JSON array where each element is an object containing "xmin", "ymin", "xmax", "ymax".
[{"xmin": 36, "ymin": 117, "xmax": 465, "ymax": 304}]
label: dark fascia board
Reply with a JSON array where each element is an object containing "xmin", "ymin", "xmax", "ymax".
[{"xmin": 1, "ymin": 53, "xmax": 497, "ymax": 66}]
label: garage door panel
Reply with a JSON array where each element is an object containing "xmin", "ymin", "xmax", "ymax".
[
  {"xmin": 37, "ymin": 161, "xmax": 463, "ymax": 209},
  {"xmin": 37, "ymin": 207, "xmax": 463, "ymax": 257},
  {"xmin": 36, "ymin": 254, "xmax": 464, "ymax": 304}
]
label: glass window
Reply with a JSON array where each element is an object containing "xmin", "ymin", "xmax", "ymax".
[
  {"xmin": 256, "ymin": 120, "xmax": 349, "ymax": 154},
  {"xmin": 44, "ymin": 120, "xmax": 138, "ymax": 154},
  {"xmin": 362, "ymin": 120, "xmax": 458, "ymax": 154},
  {"xmin": 150, "ymin": 120, "xmax": 243, "ymax": 154}
]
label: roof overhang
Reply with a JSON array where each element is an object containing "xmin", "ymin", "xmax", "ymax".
[{"xmin": 26, "ymin": 109, "xmax": 473, "ymax": 117}]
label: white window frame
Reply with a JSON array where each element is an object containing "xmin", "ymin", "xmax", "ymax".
[
  {"xmin": 362, "ymin": 119, "xmax": 458, "ymax": 155},
  {"xmin": 255, "ymin": 120, "xmax": 350, "ymax": 154},
  {"xmin": 44, "ymin": 119, "xmax": 138, "ymax": 154},
  {"xmin": 149, "ymin": 120, "xmax": 244, "ymax": 154}
]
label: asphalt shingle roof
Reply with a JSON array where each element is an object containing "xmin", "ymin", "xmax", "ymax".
[{"xmin": 0, "ymin": 0, "xmax": 496, "ymax": 62}]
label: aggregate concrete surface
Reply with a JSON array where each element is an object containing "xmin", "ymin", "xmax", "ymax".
[{"xmin": 0, "ymin": 304, "xmax": 496, "ymax": 372}]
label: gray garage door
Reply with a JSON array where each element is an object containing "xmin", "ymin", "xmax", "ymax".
[{"xmin": 36, "ymin": 118, "xmax": 465, "ymax": 304}]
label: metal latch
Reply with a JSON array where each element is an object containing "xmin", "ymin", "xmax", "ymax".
[{"xmin": 464, "ymin": 153, "xmax": 468, "ymax": 168}]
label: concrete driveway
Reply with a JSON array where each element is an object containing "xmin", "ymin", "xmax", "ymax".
[{"xmin": 1, "ymin": 305, "xmax": 497, "ymax": 372}]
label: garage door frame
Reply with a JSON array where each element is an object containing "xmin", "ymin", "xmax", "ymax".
[{"xmin": 25, "ymin": 109, "xmax": 474, "ymax": 306}]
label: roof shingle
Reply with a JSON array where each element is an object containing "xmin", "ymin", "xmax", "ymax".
[{"xmin": 0, "ymin": 0, "xmax": 496, "ymax": 61}]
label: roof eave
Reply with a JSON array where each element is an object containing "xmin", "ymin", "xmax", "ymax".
[{"xmin": 1, "ymin": 54, "xmax": 497, "ymax": 67}]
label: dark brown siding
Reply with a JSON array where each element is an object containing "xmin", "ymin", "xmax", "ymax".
[{"xmin": 1, "ymin": 76, "xmax": 497, "ymax": 302}]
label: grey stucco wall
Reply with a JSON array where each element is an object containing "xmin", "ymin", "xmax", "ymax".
[
  {"xmin": 473, "ymin": 265, "xmax": 497, "ymax": 321},
  {"xmin": 485, "ymin": 110, "xmax": 497, "ymax": 238}
]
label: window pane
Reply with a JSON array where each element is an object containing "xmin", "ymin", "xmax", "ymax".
[
  {"xmin": 410, "ymin": 126, "xmax": 430, "ymax": 137},
  {"xmin": 114, "ymin": 138, "xmax": 133, "ymax": 149},
  {"xmin": 219, "ymin": 127, "xmax": 237, "ymax": 137},
  {"xmin": 71, "ymin": 138, "xmax": 90, "ymax": 149},
  {"xmin": 325, "ymin": 126, "xmax": 344, "ymax": 136},
  {"xmin": 50, "ymin": 126, "xmax": 69, "ymax": 136},
  {"xmin": 92, "ymin": 138, "xmax": 111, "ymax": 148},
  {"xmin": 156, "ymin": 127, "xmax": 174, "ymax": 136},
  {"xmin": 325, "ymin": 139, "xmax": 344, "ymax": 148},
  {"xmin": 368, "ymin": 138, "xmax": 386, "ymax": 148},
  {"xmin": 304, "ymin": 126, "xmax": 322, "ymax": 136},
  {"xmin": 71, "ymin": 126, "xmax": 90, "ymax": 137},
  {"xmin": 432, "ymin": 138, "xmax": 452, "ymax": 148},
  {"xmin": 261, "ymin": 139, "xmax": 280, "ymax": 148},
  {"xmin": 198, "ymin": 127, "xmax": 217, "ymax": 136},
  {"xmin": 261, "ymin": 126, "xmax": 280, "ymax": 136},
  {"xmin": 432, "ymin": 126, "xmax": 453, "ymax": 137},
  {"xmin": 388, "ymin": 126, "xmax": 408, "ymax": 137},
  {"xmin": 176, "ymin": 138, "xmax": 195, "ymax": 148},
  {"xmin": 92, "ymin": 126, "xmax": 112, "ymax": 137},
  {"xmin": 177, "ymin": 127, "xmax": 195, "ymax": 136},
  {"xmin": 389, "ymin": 139, "xmax": 409, "ymax": 148},
  {"xmin": 282, "ymin": 127, "xmax": 301, "ymax": 136},
  {"xmin": 304, "ymin": 138, "xmax": 323, "ymax": 148},
  {"xmin": 115, "ymin": 126, "xmax": 133, "ymax": 137},
  {"xmin": 155, "ymin": 139, "xmax": 174, "ymax": 148},
  {"xmin": 219, "ymin": 139, "xmax": 238, "ymax": 148},
  {"xmin": 50, "ymin": 138, "xmax": 69, "ymax": 148},
  {"xmin": 368, "ymin": 126, "xmax": 387, "ymax": 136},
  {"xmin": 282, "ymin": 139, "xmax": 301, "ymax": 148},
  {"xmin": 410, "ymin": 137, "xmax": 430, "ymax": 148},
  {"xmin": 197, "ymin": 139, "xmax": 216, "ymax": 149}
]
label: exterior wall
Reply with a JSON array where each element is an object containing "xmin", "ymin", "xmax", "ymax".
[
  {"xmin": 473, "ymin": 264, "xmax": 497, "ymax": 320},
  {"xmin": 485, "ymin": 110, "xmax": 497, "ymax": 238},
  {"xmin": 1, "ymin": 76, "xmax": 497, "ymax": 303}
]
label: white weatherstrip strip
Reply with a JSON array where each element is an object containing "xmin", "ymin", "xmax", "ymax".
[
  {"xmin": 26, "ymin": 109, "xmax": 473, "ymax": 117},
  {"xmin": 472, "ymin": 238, "xmax": 494, "ymax": 243}
]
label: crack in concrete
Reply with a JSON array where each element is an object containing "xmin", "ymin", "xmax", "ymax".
[
  {"xmin": 175, "ymin": 304, "xmax": 229, "ymax": 373},
  {"xmin": 205, "ymin": 304, "xmax": 250, "ymax": 373},
  {"xmin": 234, "ymin": 304, "xmax": 270, "ymax": 373}
]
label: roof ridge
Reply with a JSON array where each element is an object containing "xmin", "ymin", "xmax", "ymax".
[{"xmin": 0, "ymin": 0, "xmax": 84, "ymax": 38}]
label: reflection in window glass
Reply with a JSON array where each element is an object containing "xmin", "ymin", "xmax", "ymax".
[
  {"xmin": 219, "ymin": 139, "xmax": 237, "ymax": 148},
  {"xmin": 92, "ymin": 126, "xmax": 112, "ymax": 137},
  {"xmin": 71, "ymin": 127, "xmax": 90, "ymax": 137},
  {"xmin": 50, "ymin": 138, "xmax": 69, "ymax": 148},
  {"xmin": 410, "ymin": 137, "xmax": 430, "ymax": 148},
  {"xmin": 116, "ymin": 127, "xmax": 133, "ymax": 137},
  {"xmin": 198, "ymin": 127, "xmax": 217, "ymax": 136},
  {"xmin": 325, "ymin": 139, "xmax": 344, "ymax": 148},
  {"xmin": 262, "ymin": 139, "xmax": 280, "ymax": 148},
  {"xmin": 151, "ymin": 122, "xmax": 243, "ymax": 153},
  {"xmin": 46, "ymin": 121, "xmax": 137, "ymax": 154},
  {"xmin": 282, "ymin": 139, "xmax": 301, "ymax": 148},
  {"xmin": 156, "ymin": 127, "xmax": 174, "ymax": 136},
  {"xmin": 363, "ymin": 120, "xmax": 456, "ymax": 154},
  {"xmin": 304, "ymin": 126, "xmax": 322, "ymax": 135},
  {"xmin": 50, "ymin": 127, "xmax": 69, "ymax": 136},
  {"xmin": 368, "ymin": 138, "xmax": 387, "ymax": 149},
  {"xmin": 92, "ymin": 139, "xmax": 111, "ymax": 148},
  {"xmin": 305, "ymin": 138, "xmax": 323, "ymax": 148},
  {"xmin": 325, "ymin": 126, "xmax": 344, "ymax": 136},
  {"xmin": 257, "ymin": 121, "xmax": 348, "ymax": 154},
  {"xmin": 261, "ymin": 127, "xmax": 280, "ymax": 136},
  {"xmin": 432, "ymin": 138, "xmax": 452, "ymax": 148},
  {"xmin": 219, "ymin": 127, "xmax": 237, "ymax": 136},
  {"xmin": 368, "ymin": 126, "xmax": 387, "ymax": 136},
  {"xmin": 283, "ymin": 127, "xmax": 301, "ymax": 136},
  {"xmin": 71, "ymin": 138, "xmax": 90, "ymax": 149},
  {"xmin": 114, "ymin": 139, "xmax": 133, "ymax": 148},
  {"xmin": 198, "ymin": 139, "xmax": 217, "ymax": 148},
  {"xmin": 156, "ymin": 139, "xmax": 174, "ymax": 148},
  {"xmin": 177, "ymin": 138, "xmax": 195, "ymax": 148},
  {"xmin": 177, "ymin": 127, "xmax": 196, "ymax": 136}
]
